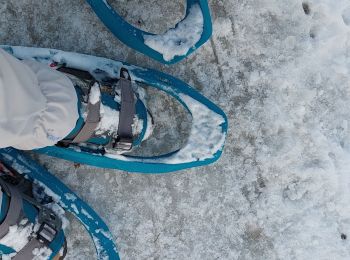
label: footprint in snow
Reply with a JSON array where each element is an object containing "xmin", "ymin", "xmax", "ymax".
[
  {"xmin": 302, "ymin": 1, "xmax": 350, "ymax": 41},
  {"xmin": 341, "ymin": 6, "xmax": 350, "ymax": 26}
]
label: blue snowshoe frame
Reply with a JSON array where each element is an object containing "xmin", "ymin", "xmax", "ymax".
[
  {"xmin": 1, "ymin": 46, "xmax": 228, "ymax": 174},
  {"xmin": 85, "ymin": 0, "xmax": 212, "ymax": 64},
  {"xmin": 0, "ymin": 148, "xmax": 120, "ymax": 260}
]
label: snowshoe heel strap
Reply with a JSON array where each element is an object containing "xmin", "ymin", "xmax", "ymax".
[
  {"xmin": 0, "ymin": 179, "xmax": 23, "ymax": 239},
  {"xmin": 114, "ymin": 69, "xmax": 135, "ymax": 151}
]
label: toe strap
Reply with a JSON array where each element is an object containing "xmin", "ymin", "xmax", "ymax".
[{"xmin": 112, "ymin": 69, "xmax": 135, "ymax": 151}]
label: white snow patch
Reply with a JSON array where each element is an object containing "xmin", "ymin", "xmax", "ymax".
[
  {"xmin": 0, "ymin": 220, "xmax": 33, "ymax": 253},
  {"xmin": 94, "ymin": 104, "xmax": 145, "ymax": 139},
  {"xmin": 89, "ymin": 82, "xmax": 101, "ymax": 105},
  {"xmin": 96, "ymin": 104, "xmax": 119, "ymax": 136},
  {"xmin": 32, "ymin": 246, "xmax": 52, "ymax": 260},
  {"xmin": 64, "ymin": 193, "xmax": 77, "ymax": 202},
  {"xmin": 81, "ymin": 208, "xmax": 94, "ymax": 220},
  {"xmin": 144, "ymin": 4, "xmax": 204, "ymax": 61},
  {"xmin": 156, "ymin": 94, "xmax": 226, "ymax": 164}
]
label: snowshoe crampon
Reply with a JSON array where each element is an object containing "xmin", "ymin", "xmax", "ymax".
[
  {"xmin": 85, "ymin": 0, "xmax": 212, "ymax": 64},
  {"xmin": 0, "ymin": 148, "xmax": 120, "ymax": 260},
  {"xmin": 1, "ymin": 46, "xmax": 228, "ymax": 174}
]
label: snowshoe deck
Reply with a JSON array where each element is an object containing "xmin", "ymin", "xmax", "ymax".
[
  {"xmin": 1, "ymin": 46, "xmax": 228, "ymax": 174},
  {"xmin": 85, "ymin": 0, "xmax": 212, "ymax": 64}
]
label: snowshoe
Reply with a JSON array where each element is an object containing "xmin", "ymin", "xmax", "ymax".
[
  {"xmin": 85, "ymin": 0, "xmax": 212, "ymax": 64},
  {"xmin": 0, "ymin": 147, "xmax": 120, "ymax": 260},
  {"xmin": 0, "ymin": 155, "xmax": 67, "ymax": 259},
  {"xmin": 1, "ymin": 46, "xmax": 228, "ymax": 174}
]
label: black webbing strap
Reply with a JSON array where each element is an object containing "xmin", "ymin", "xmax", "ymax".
[
  {"xmin": 0, "ymin": 179, "xmax": 23, "ymax": 239},
  {"xmin": 57, "ymin": 66, "xmax": 94, "ymax": 81},
  {"xmin": 114, "ymin": 69, "xmax": 135, "ymax": 151},
  {"xmin": 71, "ymin": 83, "xmax": 101, "ymax": 143}
]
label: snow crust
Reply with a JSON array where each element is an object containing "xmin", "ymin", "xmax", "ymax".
[{"xmin": 143, "ymin": 4, "xmax": 204, "ymax": 61}]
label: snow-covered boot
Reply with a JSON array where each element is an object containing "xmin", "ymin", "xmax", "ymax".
[{"xmin": 0, "ymin": 162, "xmax": 67, "ymax": 259}]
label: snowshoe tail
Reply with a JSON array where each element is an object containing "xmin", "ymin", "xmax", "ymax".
[{"xmin": 85, "ymin": 0, "xmax": 212, "ymax": 64}]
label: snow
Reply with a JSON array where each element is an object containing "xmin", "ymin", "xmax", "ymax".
[
  {"xmin": 89, "ymin": 82, "xmax": 101, "ymax": 105},
  {"xmin": 3, "ymin": 0, "xmax": 350, "ymax": 259},
  {"xmin": 0, "ymin": 220, "xmax": 33, "ymax": 252},
  {"xmin": 0, "ymin": 219, "xmax": 51, "ymax": 260},
  {"xmin": 95, "ymin": 104, "xmax": 120, "ymax": 136},
  {"xmin": 94, "ymin": 104, "xmax": 145, "ymax": 138},
  {"xmin": 144, "ymin": 4, "xmax": 204, "ymax": 61},
  {"xmin": 32, "ymin": 247, "xmax": 53, "ymax": 260}
]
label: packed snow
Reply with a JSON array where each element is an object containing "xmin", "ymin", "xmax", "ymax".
[
  {"xmin": 144, "ymin": 4, "xmax": 204, "ymax": 61},
  {"xmin": 2, "ymin": 0, "xmax": 350, "ymax": 259},
  {"xmin": 89, "ymin": 83, "xmax": 101, "ymax": 105},
  {"xmin": 0, "ymin": 219, "xmax": 34, "ymax": 253}
]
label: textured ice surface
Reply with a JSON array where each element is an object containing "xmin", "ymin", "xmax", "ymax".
[{"xmin": 2, "ymin": 0, "xmax": 350, "ymax": 259}]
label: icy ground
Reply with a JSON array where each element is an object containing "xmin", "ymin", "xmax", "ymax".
[{"xmin": 1, "ymin": 0, "xmax": 350, "ymax": 259}]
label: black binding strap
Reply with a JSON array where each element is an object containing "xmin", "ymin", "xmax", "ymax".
[
  {"xmin": 70, "ymin": 82, "xmax": 102, "ymax": 144},
  {"xmin": 0, "ymin": 179, "xmax": 23, "ymax": 239},
  {"xmin": 59, "ymin": 68, "xmax": 135, "ymax": 151},
  {"xmin": 57, "ymin": 66, "xmax": 94, "ymax": 81},
  {"xmin": 113, "ymin": 68, "xmax": 135, "ymax": 151}
]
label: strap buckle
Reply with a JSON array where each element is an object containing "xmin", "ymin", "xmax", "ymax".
[
  {"xmin": 37, "ymin": 208, "xmax": 61, "ymax": 245},
  {"xmin": 37, "ymin": 223, "xmax": 57, "ymax": 245},
  {"xmin": 114, "ymin": 137, "xmax": 133, "ymax": 151}
]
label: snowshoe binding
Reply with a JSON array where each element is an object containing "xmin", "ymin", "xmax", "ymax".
[
  {"xmin": 0, "ymin": 158, "xmax": 67, "ymax": 259},
  {"xmin": 55, "ymin": 66, "xmax": 154, "ymax": 155},
  {"xmin": 0, "ymin": 147, "xmax": 120, "ymax": 260},
  {"xmin": 85, "ymin": 0, "xmax": 213, "ymax": 64},
  {"xmin": 1, "ymin": 46, "xmax": 228, "ymax": 174}
]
